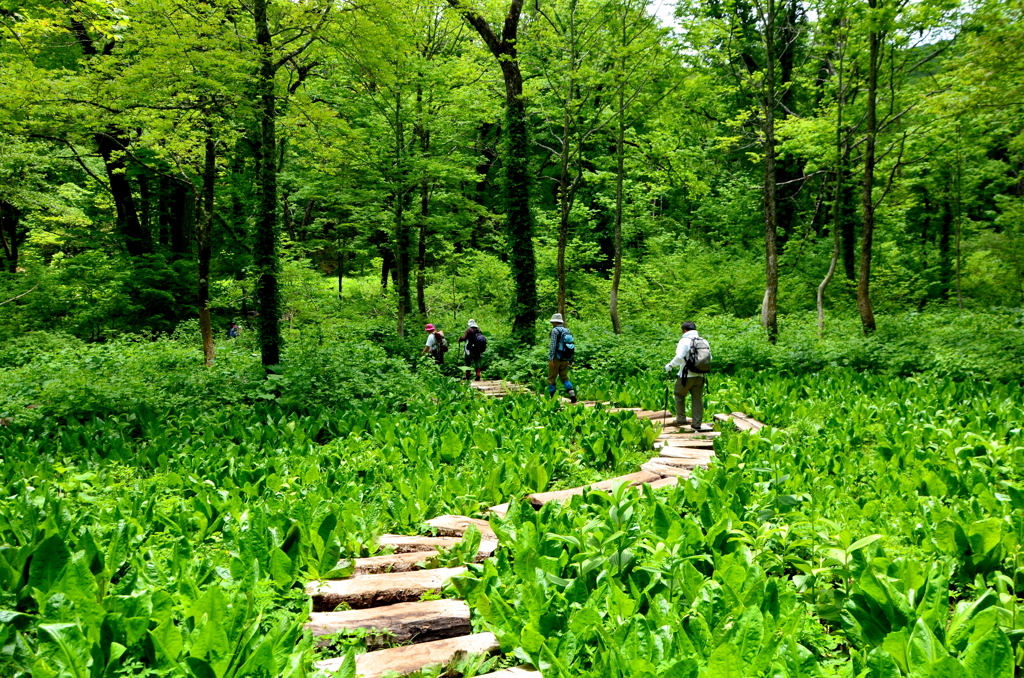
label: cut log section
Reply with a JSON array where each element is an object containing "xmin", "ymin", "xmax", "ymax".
[
  {"xmin": 426, "ymin": 515, "xmax": 496, "ymax": 539},
  {"xmin": 352, "ymin": 540, "xmax": 495, "ymax": 575},
  {"xmin": 647, "ymin": 476, "xmax": 679, "ymax": 490},
  {"xmin": 487, "ymin": 503, "xmax": 509, "ymax": 519},
  {"xmin": 307, "ymin": 567, "xmax": 466, "ymax": 612},
  {"xmin": 315, "ymin": 632, "xmax": 500, "ymax": 677},
  {"xmin": 641, "ymin": 462, "xmax": 691, "ymax": 478},
  {"xmin": 654, "ymin": 446, "xmax": 713, "ymax": 459},
  {"xmin": 648, "ymin": 457, "xmax": 706, "ymax": 469},
  {"xmin": 656, "ymin": 438, "xmax": 714, "ymax": 449},
  {"xmin": 306, "ymin": 599, "xmax": 471, "ymax": 648},
  {"xmin": 713, "ymin": 412, "xmax": 767, "ymax": 432},
  {"xmin": 527, "ymin": 471, "xmax": 661, "ymax": 508},
  {"xmin": 376, "ymin": 534, "xmax": 461, "ymax": 553}
]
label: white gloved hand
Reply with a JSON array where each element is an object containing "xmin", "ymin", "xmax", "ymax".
[{"xmin": 665, "ymin": 364, "xmax": 673, "ymax": 373}]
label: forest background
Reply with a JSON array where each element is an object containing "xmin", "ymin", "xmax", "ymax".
[{"xmin": 1, "ymin": 0, "xmax": 1024, "ymax": 414}]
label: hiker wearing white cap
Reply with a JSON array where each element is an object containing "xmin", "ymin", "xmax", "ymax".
[
  {"xmin": 458, "ymin": 319, "xmax": 488, "ymax": 381},
  {"xmin": 547, "ymin": 313, "xmax": 577, "ymax": 403}
]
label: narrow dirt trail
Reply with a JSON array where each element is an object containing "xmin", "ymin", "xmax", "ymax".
[{"xmin": 306, "ymin": 379, "xmax": 764, "ymax": 677}]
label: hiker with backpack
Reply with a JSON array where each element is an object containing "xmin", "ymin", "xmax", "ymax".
[
  {"xmin": 458, "ymin": 319, "xmax": 487, "ymax": 381},
  {"xmin": 665, "ymin": 321, "xmax": 712, "ymax": 431},
  {"xmin": 421, "ymin": 323, "xmax": 449, "ymax": 364},
  {"xmin": 547, "ymin": 313, "xmax": 577, "ymax": 403}
]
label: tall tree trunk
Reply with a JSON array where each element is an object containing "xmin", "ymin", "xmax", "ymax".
[
  {"xmin": 447, "ymin": 0, "xmax": 537, "ymax": 344},
  {"xmin": 556, "ymin": 113, "xmax": 571, "ymax": 318},
  {"xmin": 394, "ymin": 87, "xmax": 411, "ymax": 338},
  {"xmin": 337, "ymin": 234, "xmax": 346, "ymax": 299},
  {"xmin": 610, "ymin": 88, "xmax": 625, "ymax": 335},
  {"xmin": 253, "ymin": 0, "xmax": 282, "ymax": 366},
  {"xmin": 0, "ymin": 201, "xmax": 19, "ymax": 274},
  {"xmin": 415, "ymin": 83, "xmax": 430, "ymax": 316},
  {"xmin": 139, "ymin": 173, "xmax": 152, "ymax": 236},
  {"xmin": 96, "ymin": 132, "xmax": 151, "ymax": 257},
  {"xmin": 198, "ymin": 133, "xmax": 216, "ymax": 366},
  {"xmin": 282, "ymin": 191, "xmax": 295, "ymax": 241},
  {"xmin": 417, "ymin": 178, "xmax": 429, "ymax": 315},
  {"xmin": 818, "ymin": 13, "xmax": 845, "ymax": 338},
  {"xmin": 760, "ymin": 0, "xmax": 780, "ymax": 342},
  {"xmin": 937, "ymin": 195, "xmax": 953, "ymax": 301},
  {"xmin": 858, "ymin": 10, "xmax": 879, "ymax": 334},
  {"xmin": 841, "ymin": 174, "xmax": 857, "ymax": 280},
  {"xmin": 170, "ymin": 180, "xmax": 193, "ymax": 258},
  {"xmin": 381, "ymin": 246, "xmax": 393, "ymax": 292}
]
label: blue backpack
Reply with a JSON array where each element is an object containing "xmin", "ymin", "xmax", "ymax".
[{"xmin": 555, "ymin": 327, "xmax": 575, "ymax": 361}]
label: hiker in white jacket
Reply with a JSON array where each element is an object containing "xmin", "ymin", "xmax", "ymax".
[{"xmin": 665, "ymin": 321, "xmax": 711, "ymax": 430}]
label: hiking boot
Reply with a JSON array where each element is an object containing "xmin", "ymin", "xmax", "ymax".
[
  {"xmin": 567, "ymin": 389, "xmax": 577, "ymax": 404},
  {"xmin": 672, "ymin": 419, "xmax": 687, "ymax": 427}
]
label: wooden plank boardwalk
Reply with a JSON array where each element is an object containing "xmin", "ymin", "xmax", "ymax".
[{"xmin": 308, "ymin": 381, "xmax": 766, "ymax": 676}]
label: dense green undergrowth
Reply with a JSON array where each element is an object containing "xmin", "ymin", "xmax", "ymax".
[
  {"xmin": 449, "ymin": 371, "xmax": 1024, "ymax": 677},
  {"xmin": 0, "ymin": 385, "xmax": 663, "ymax": 677},
  {"xmin": 2, "ymin": 314, "xmax": 1024, "ymax": 677}
]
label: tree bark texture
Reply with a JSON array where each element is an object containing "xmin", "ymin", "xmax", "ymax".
[
  {"xmin": 858, "ymin": 9, "xmax": 879, "ymax": 334},
  {"xmin": 394, "ymin": 87, "xmax": 411, "ymax": 338},
  {"xmin": 95, "ymin": 132, "xmax": 151, "ymax": 257},
  {"xmin": 446, "ymin": 0, "xmax": 537, "ymax": 344},
  {"xmin": 253, "ymin": 0, "xmax": 282, "ymax": 366},
  {"xmin": 610, "ymin": 95, "xmax": 625, "ymax": 335},
  {"xmin": 0, "ymin": 201, "xmax": 20, "ymax": 274},
  {"xmin": 198, "ymin": 133, "xmax": 216, "ymax": 366},
  {"xmin": 760, "ymin": 0, "xmax": 779, "ymax": 342}
]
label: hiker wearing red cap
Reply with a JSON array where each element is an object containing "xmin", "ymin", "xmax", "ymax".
[{"xmin": 420, "ymin": 323, "xmax": 449, "ymax": 364}]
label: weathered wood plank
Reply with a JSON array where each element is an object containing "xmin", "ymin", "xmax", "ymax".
[
  {"xmin": 315, "ymin": 632, "xmax": 500, "ymax": 677},
  {"xmin": 487, "ymin": 503, "xmax": 509, "ymax": 519},
  {"xmin": 656, "ymin": 438, "xmax": 715, "ymax": 449},
  {"xmin": 647, "ymin": 476, "xmax": 679, "ymax": 490},
  {"xmin": 306, "ymin": 600, "xmax": 470, "ymax": 648},
  {"xmin": 426, "ymin": 515, "xmax": 496, "ymax": 539},
  {"xmin": 657, "ymin": 447, "xmax": 713, "ymax": 461},
  {"xmin": 526, "ymin": 471, "xmax": 661, "ymax": 508},
  {"xmin": 306, "ymin": 568, "xmax": 466, "ymax": 612},
  {"xmin": 641, "ymin": 462, "xmax": 691, "ymax": 478},
  {"xmin": 649, "ymin": 457, "xmax": 706, "ymax": 469},
  {"xmin": 377, "ymin": 534, "xmax": 461, "ymax": 553}
]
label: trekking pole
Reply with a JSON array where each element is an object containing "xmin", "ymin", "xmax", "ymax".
[{"xmin": 663, "ymin": 371, "xmax": 670, "ymax": 428}]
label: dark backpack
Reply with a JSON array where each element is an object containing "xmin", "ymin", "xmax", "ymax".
[
  {"xmin": 468, "ymin": 331, "xmax": 487, "ymax": 356},
  {"xmin": 555, "ymin": 327, "xmax": 575, "ymax": 361},
  {"xmin": 432, "ymin": 331, "xmax": 449, "ymax": 355}
]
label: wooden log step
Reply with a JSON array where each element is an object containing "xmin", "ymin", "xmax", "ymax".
[
  {"xmin": 426, "ymin": 515, "xmax": 495, "ymax": 539},
  {"xmin": 474, "ymin": 667, "xmax": 542, "ymax": 678},
  {"xmin": 641, "ymin": 462, "xmax": 691, "ymax": 479},
  {"xmin": 657, "ymin": 447, "xmax": 713, "ymax": 461},
  {"xmin": 352, "ymin": 539, "xmax": 496, "ymax": 575},
  {"xmin": 488, "ymin": 503, "xmax": 509, "ymax": 519},
  {"xmin": 377, "ymin": 534, "xmax": 461, "ymax": 553},
  {"xmin": 648, "ymin": 457, "xmax": 706, "ymax": 469},
  {"xmin": 315, "ymin": 632, "xmax": 500, "ymax": 677},
  {"xmin": 306, "ymin": 599, "xmax": 471, "ymax": 648},
  {"xmin": 636, "ymin": 409, "xmax": 673, "ymax": 420},
  {"xmin": 647, "ymin": 476, "xmax": 679, "ymax": 490},
  {"xmin": 527, "ymin": 471, "xmax": 661, "ymax": 508},
  {"xmin": 307, "ymin": 567, "xmax": 466, "ymax": 612},
  {"xmin": 732, "ymin": 411, "xmax": 766, "ymax": 431},
  {"xmin": 656, "ymin": 438, "xmax": 714, "ymax": 449}
]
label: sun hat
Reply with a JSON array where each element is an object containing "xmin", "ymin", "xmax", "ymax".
[
  {"xmin": 549, "ymin": 313, "xmax": 564, "ymax": 323},
  {"xmin": 467, "ymin": 319, "xmax": 478, "ymax": 328},
  {"xmin": 425, "ymin": 323, "xmax": 436, "ymax": 332}
]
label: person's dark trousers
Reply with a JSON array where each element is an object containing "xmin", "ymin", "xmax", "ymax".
[{"xmin": 674, "ymin": 376, "xmax": 704, "ymax": 427}]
